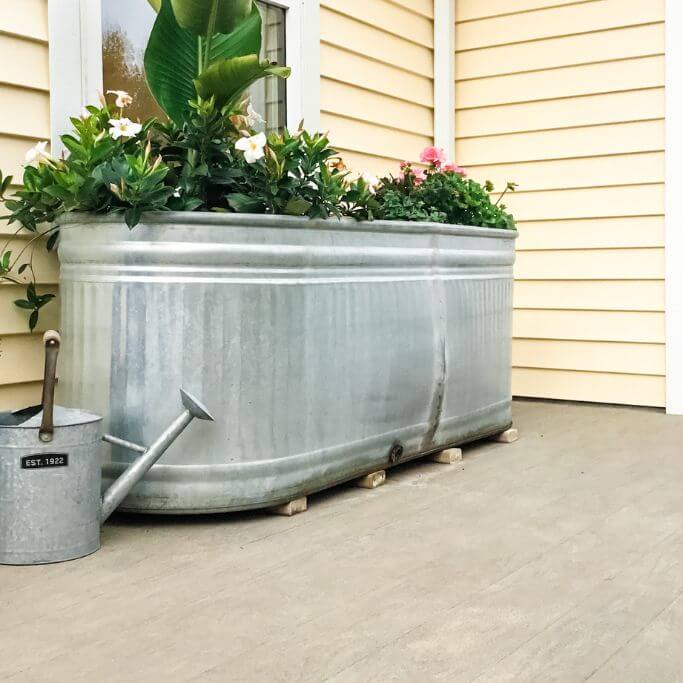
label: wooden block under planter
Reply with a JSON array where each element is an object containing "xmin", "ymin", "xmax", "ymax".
[
  {"xmin": 492, "ymin": 428, "xmax": 519, "ymax": 444},
  {"xmin": 270, "ymin": 497, "xmax": 308, "ymax": 516},
  {"xmin": 429, "ymin": 448, "xmax": 463, "ymax": 464},
  {"xmin": 355, "ymin": 470, "xmax": 386, "ymax": 489}
]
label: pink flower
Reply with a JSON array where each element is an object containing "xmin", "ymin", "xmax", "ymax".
[
  {"xmin": 442, "ymin": 161, "xmax": 467, "ymax": 176},
  {"xmin": 420, "ymin": 146, "xmax": 446, "ymax": 168},
  {"xmin": 398, "ymin": 160, "xmax": 411, "ymax": 181},
  {"xmin": 398, "ymin": 161, "xmax": 426, "ymax": 184},
  {"xmin": 413, "ymin": 168, "xmax": 426, "ymax": 185}
]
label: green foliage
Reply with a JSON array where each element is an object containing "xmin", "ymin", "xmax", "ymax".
[
  {"xmin": 375, "ymin": 165, "xmax": 516, "ymax": 230},
  {"xmin": 98, "ymin": 152, "xmax": 174, "ymax": 228},
  {"xmin": 194, "ymin": 54, "xmax": 290, "ymax": 112},
  {"xmin": 14, "ymin": 283, "xmax": 55, "ymax": 332},
  {"xmin": 170, "ymin": 0, "xmax": 252, "ymax": 36},
  {"xmin": 223, "ymin": 128, "xmax": 360, "ymax": 219},
  {"xmin": 4, "ymin": 107, "xmax": 169, "ymax": 231},
  {"xmin": 0, "ymin": 103, "xmax": 174, "ymax": 329},
  {"xmin": 144, "ymin": 0, "xmax": 286, "ymax": 125}
]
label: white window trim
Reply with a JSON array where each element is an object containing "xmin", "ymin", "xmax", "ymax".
[
  {"xmin": 433, "ymin": 0, "xmax": 455, "ymax": 158},
  {"xmin": 48, "ymin": 0, "xmax": 103, "ymax": 154},
  {"xmin": 270, "ymin": 0, "xmax": 320, "ymax": 132},
  {"xmin": 666, "ymin": 0, "xmax": 681, "ymax": 414},
  {"xmin": 48, "ymin": 0, "xmax": 320, "ymax": 152}
]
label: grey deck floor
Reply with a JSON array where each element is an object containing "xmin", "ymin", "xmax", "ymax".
[{"xmin": 3, "ymin": 400, "xmax": 683, "ymax": 681}]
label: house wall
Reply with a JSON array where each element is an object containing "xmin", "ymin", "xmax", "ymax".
[
  {"xmin": 454, "ymin": 0, "xmax": 666, "ymax": 406},
  {"xmin": 320, "ymin": 0, "xmax": 434, "ymax": 176},
  {"xmin": 0, "ymin": 0, "xmax": 669, "ymax": 410},
  {"xmin": 0, "ymin": 0, "xmax": 59, "ymax": 410}
]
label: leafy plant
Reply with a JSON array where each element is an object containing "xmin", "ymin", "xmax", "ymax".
[
  {"xmin": 14, "ymin": 283, "xmax": 55, "ymax": 332},
  {"xmin": 374, "ymin": 157, "xmax": 516, "ymax": 230},
  {"xmin": 222, "ymin": 124, "xmax": 359, "ymax": 218},
  {"xmin": 144, "ymin": 0, "xmax": 289, "ymax": 124}
]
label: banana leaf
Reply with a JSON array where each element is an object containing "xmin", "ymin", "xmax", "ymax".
[
  {"xmin": 194, "ymin": 54, "xmax": 290, "ymax": 111},
  {"xmin": 171, "ymin": 0, "xmax": 252, "ymax": 36},
  {"xmin": 144, "ymin": 0, "xmax": 261, "ymax": 123}
]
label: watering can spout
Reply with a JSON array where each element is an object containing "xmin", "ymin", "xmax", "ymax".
[{"xmin": 100, "ymin": 389, "xmax": 213, "ymax": 523}]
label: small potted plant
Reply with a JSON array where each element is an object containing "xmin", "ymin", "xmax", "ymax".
[{"xmin": 0, "ymin": 0, "xmax": 517, "ymax": 513}]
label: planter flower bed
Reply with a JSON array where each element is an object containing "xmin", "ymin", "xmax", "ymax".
[{"xmin": 0, "ymin": 0, "xmax": 517, "ymax": 512}]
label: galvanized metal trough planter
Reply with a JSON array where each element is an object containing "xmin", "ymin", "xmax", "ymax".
[{"xmin": 58, "ymin": 212, "xmax": 517, "ymax": 513}]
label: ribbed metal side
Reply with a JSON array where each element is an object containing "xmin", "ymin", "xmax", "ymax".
[{"xmin": 58, "ymin": 213, "xmax": 516, "ymax": 513}]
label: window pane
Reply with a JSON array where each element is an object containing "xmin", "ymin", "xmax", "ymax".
[
  {"xmin": 252, "ymin": 2, "xmax": 287, "ymax": 131},
  {"xmin": 101, "ymin": 1, "xmax": 286, "ymax": 130},
  {"xmin": 101, "ymin": 0, "xmax": 162, "ymax": 121}
]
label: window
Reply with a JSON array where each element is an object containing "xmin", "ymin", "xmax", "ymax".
[{"xmin": 101, "ymin": 0, "xmax": 287, "ymax": 130}]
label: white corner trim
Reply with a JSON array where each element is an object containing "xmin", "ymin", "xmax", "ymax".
[
  {"xmin": 48, "ymin": 0, "xmax": 103, "ymax": 154},
  {"xmin": 433, "ymin": 0, "xmax": 455, "ymax": 158},
  {"xmin": 279, "ymin": 0, "xmax": 320, "ymax": 132},
  {"xmin": 665, "ymin": 0, "xmax": 682, "ymax": 413},
  {"xmin": 48, "ymin": 0, "xmax": 319, "ymax": 147}
]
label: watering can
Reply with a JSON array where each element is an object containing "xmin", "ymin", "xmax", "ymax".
[{"xmin": 0, "ymin": 330, "xmax": 213, "ymax": 565}]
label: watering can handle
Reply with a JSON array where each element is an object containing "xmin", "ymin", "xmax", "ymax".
[{"xmin": 39, "ymin": 330, "xmax": 61, "ymax": 443}]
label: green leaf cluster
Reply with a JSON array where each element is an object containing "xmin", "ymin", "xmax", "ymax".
[
  {"xmin": 224, "ymin": 128, "xmax": 362, "ymax": 219},
  {"xmin": 375, "ymin": 166, "xmax": 516, "ymax": 230},
  {"xmin": 14, "ymin": 282, "xmax": 55, "ymax": 332},
  {"xmin": 4, "ymin": 107, "xmax": 172, "ymax": 231}
]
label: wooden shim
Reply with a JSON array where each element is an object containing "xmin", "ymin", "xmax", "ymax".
[
  {"xmin": 355, "ymin": 470, "xmax": 386, "ymax": 489},
  {"xmin": 492, "ymin": 428, "xmax": 519, "ymax": 444},
  {"xmin": 429, "ymin": 448, "xmax": 463, "ymax": 464},
  {"xmin": 270, "ymin": 497, "xmax": 308, "ymax": 516}
]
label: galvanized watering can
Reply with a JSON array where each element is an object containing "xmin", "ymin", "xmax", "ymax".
[{"xmin": 0, "ymin": 331, "xmax": 213, "ymax": 565}]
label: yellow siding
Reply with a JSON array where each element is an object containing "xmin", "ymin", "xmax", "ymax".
[
  {"xmin": 0, "ymin": 0, "xmax": 56, "ymax": 410},
  {"xmin": 455, "ymin": 0, "xmax": 666, "ymax": 407},
  {"xmin": 320, "ymin": 0, "xmax": 434, "ymax": 176}
]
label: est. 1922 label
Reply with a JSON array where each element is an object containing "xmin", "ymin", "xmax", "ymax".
[{"xmin": 21, "ymin": 453, "xmax": 69, "ymax": 469}]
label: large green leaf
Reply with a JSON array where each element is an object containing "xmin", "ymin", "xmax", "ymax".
[
  {"xmin": 209, "ymin": 4, "xmax": 261, "ymax": 63},
  {"xmin": 144, "ymin": 0, "xmax": 262, "ymax": 124},
  {"xmin": 146, "ymin": 0, "xmax": 161, "ymax": 10},
  {"xmin": 194, "ymin": 54, "xmax": 290, "ymax": 111},
  {"xmin": 171, "ymin": 0, "xmax": 252, "ymax": 37}
]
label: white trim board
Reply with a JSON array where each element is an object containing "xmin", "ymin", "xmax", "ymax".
[
  {"xmin": 48, "ymin": 0, "xmax": 321, "ymax": 149},
  {"xmin": 48, "ymin": 0, "xmax": 103, "ymax": 155},
  {"xmin": 666, "ymin": 0, "xmax": 682, "ymax": 413},
  {"xmin": 433, "ymin": 0, "xmax": 455, "ymax": 158}
]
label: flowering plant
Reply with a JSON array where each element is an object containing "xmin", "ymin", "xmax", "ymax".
[{"xmin": 350, "ymin": 148, "xmax": 516, "ymax": 230}]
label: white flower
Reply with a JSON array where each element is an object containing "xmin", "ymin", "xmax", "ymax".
[
  {"xmin": 245, "ymin": 102, "xmax": 264, "ymax": 128},
  {"xmin": 109, "ymin": 118, "xmax": 142, "ymax": 140},
  {"xmin": 173, "ymin": 187, "xmax": 181, "ymax": 198},
  {"xmin": 81, "ymin": 107, "xmax": 92, "ymax": 120},
  {"xmin": 361, "ymin": 171, "xmax": 380, "ymax": 194},
  {"xmin": 24, "ymin": 141, "xmax": 53, "ymax": 166},
  {"xmin": 235, "ymin": 132, "xmax": 267, "ymax": 163},
  {"xmin": 107, "ymin": 89, "xmax": 133, "ymax": 108}
]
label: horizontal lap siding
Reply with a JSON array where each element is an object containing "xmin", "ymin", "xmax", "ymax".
[
  {"xmin": 320, "ymin": 0, "xmax": 434, "ymax": 176},
  {"xmin": 0, "ymin": 0, "xmax": 56, "ymax": 410},
  {"xmin": 455, "ymin": 0, "xmax": 666, "ymax": 407}
]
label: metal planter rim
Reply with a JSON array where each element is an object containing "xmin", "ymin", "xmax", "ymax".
[{"xmin": 58, "ymin": 211, "xmax": 518, "ymax": 240}]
